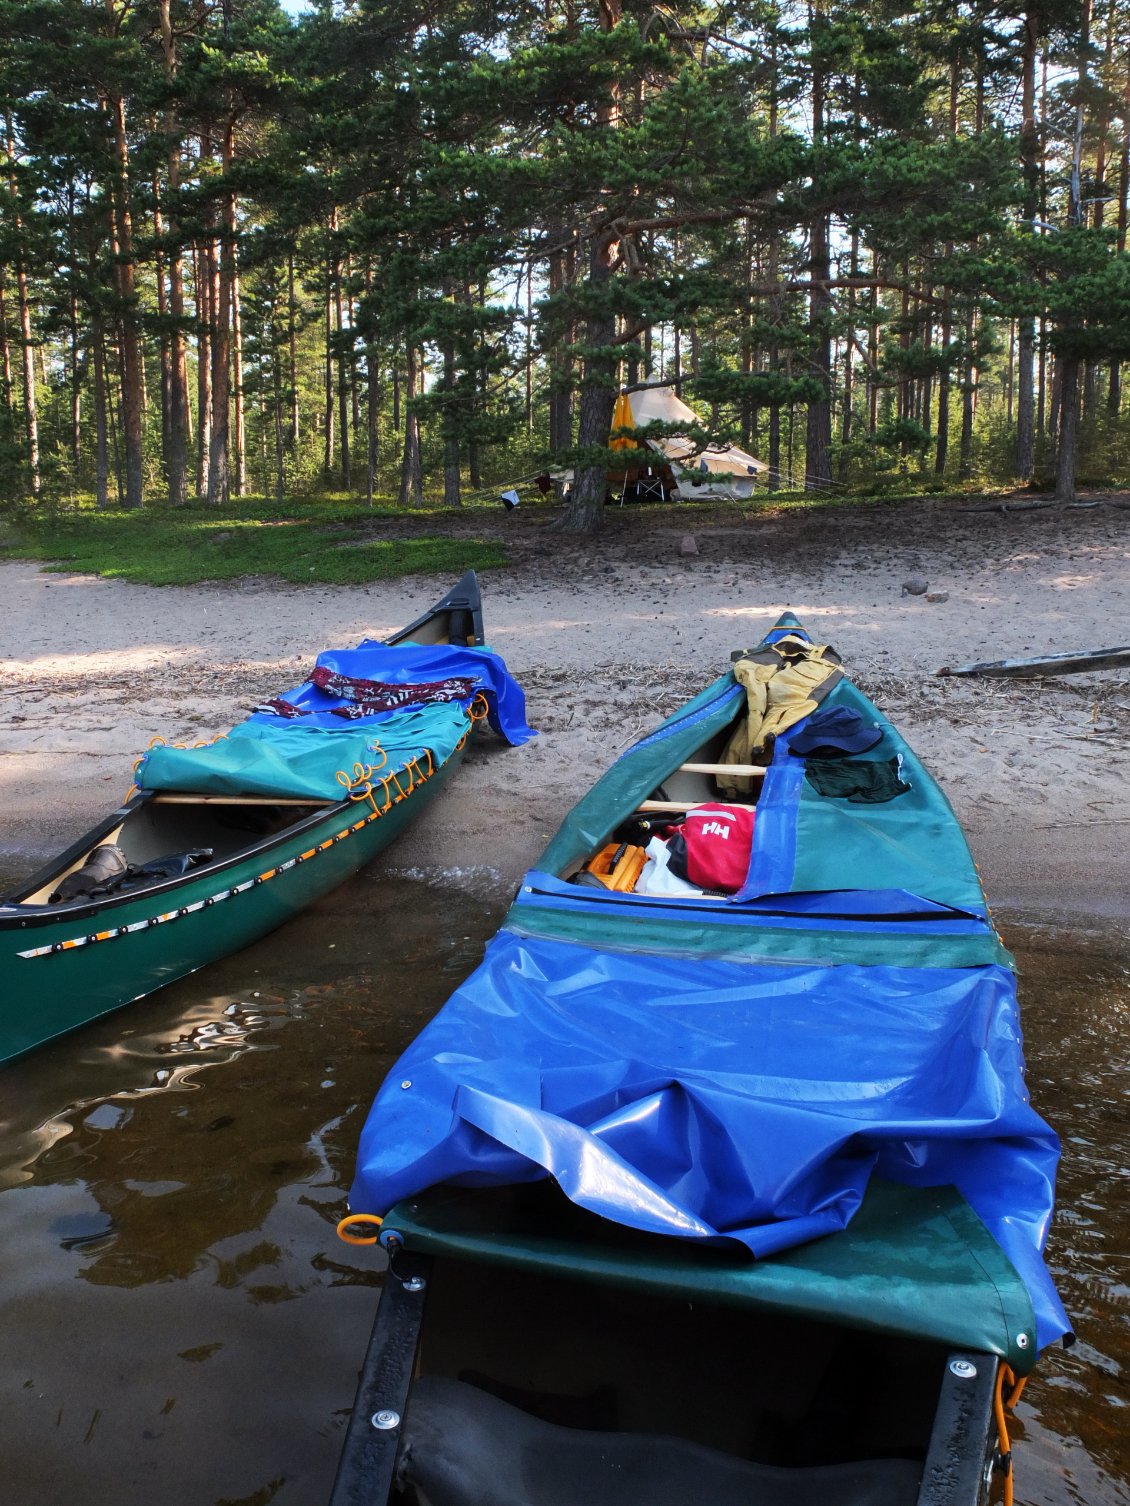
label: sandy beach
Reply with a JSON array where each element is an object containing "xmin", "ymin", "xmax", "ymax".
[{"xmin": 2, "ymin": 496, "xmax": 1128, "ymax": 918}]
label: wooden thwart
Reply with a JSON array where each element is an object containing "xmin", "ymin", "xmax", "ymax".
[
  {"xmin": 639, "ymin": 798, "xmax": 757, "ymax": 814},
  {"xmin": 677, "ymin": 762, "xmax": 767, "ymax": 777}
]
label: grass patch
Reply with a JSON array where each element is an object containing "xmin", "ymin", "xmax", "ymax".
[{"xmin": 0, "ymin": 503, "xmax": 508, "ymax": 586}]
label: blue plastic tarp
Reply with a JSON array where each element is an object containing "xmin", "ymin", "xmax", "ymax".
[
  {"xmin": 136, "ymin": 642, "xmax": 534, "ymax": 800},
  {"xmin": 350, "ymin": 928, "xmax": 1070, "ymax": 1353},
  {"xmin": 245, "ymin": 641, "xmax": 534, "ymax": 744}
]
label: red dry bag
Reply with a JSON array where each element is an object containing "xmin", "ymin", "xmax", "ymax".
[{"xmin": 665, "ymin": 803, "xmax": 756, "ymax": 893}]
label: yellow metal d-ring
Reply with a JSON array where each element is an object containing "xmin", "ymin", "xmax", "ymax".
[{"xmin": 336, "ymin": 1213, "xmax": 383, "ymax": 1246}]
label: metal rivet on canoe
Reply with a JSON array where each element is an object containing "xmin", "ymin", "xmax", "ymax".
[
  {"xmin": 1017, "ymin": 1333, "xmax": 1029, "ymax": 1349},
  {"xmin": 402, "ymin": 1276, "xmax": 426, "ymax": 1292},
  {"xmin": 948, "ymin": 1359, "xmax": 978, "ymax": 1379},
  {"xmin": 370, "ymin": 1410, "xmax": 400, "ymax": 1430},
  {"xmin": 400, "ymin": 1080, "xmax": 412, "ymax": 1090}
]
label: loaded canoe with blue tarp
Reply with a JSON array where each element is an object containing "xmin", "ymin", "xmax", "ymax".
[
  {"xmin": 0, "ymin": 572, "xmax": 534, "ymax": 1064},
  {"xmin": 331, "ymin": 612, "xmax": 1069, "ymax": 1506}
]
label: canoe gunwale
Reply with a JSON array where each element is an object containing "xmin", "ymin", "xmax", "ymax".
[
  {"xmin": 2, "ymin": 790, "xmax": 375, "ymax": 930},
  {"xmin": 327, "ymin": 1251, "xmax": 431, "ymax": 1506},
  {"xmin": 0, "ymin": 741, "xmax": 467, "ymax": 1063},
  {"xmin": 0, "ymin": 790, "xmax": 158, "ymax": 907},
  {"xmin": 0, "ymin": 738, "xmax": 460, "ymax": 934}
]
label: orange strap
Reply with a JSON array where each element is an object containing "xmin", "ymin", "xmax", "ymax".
[
  {"xmin": 994, "ymin": 1362, "xmax": 1028, "ymax": 1506},
  {"xmin": 336, "ymin": 1213, "xmax": 383, "ymax": 1246}
]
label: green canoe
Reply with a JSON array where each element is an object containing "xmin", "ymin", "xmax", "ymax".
[
  {"xmin": 329, "ymin": 612, "xmax": 1067, "ymax": 1506},
  {"xmin": 0, "ymin": 573, "xmax": 489, "ymax": 1064}
]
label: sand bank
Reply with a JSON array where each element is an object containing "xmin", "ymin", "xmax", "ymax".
[{"xmin": 2, "ymin": 499, "xmax": 1128, "ymax": 918}]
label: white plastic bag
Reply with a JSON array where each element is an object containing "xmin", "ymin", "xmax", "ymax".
[{"xmin": 635, "ymin": 836, "xmax": 705, "ymax": 898}]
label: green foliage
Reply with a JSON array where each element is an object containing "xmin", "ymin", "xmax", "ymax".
[
  {"xmin": 691, "ymin": 365, "xmax": 825, "ymax": 411},
  {"xmin": 2, "ymin": 0, "xmax": 1129, "ymax": 520}
]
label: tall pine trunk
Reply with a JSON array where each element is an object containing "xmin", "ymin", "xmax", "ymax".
[
  {"xmin": 153, "ymin": 168, "xmax": 172, "ymax": 478},
  {"xmin": 442, "ymin": 333, "xmax": 461, "ymax": 508},
  {"xmin": 232, "ymin": 252, "xmax": 246, "ymax": 497},
  {"xmin": 69, "ymin": 291, "xmax": 82, "ymax": 470},
  {"xmin": 561, "ymin": 230, "xmax": 617, "ymax": 531},
  {"xmin": 1109, "ymin": 56, "xmax": 1129, "ymax": 415},
  {"xmin": 959, "ymin": 67, "xmax": 986, "ymax": 479},
  {"xmin": 158, "ymin": 0, "xmax": 189, "ymax": 505},
  {"xmin": 524, "ymin": 256, "xmax": 534, "ymax": 432},
  {"xmin": 396, "ymin": 341, "xmax": 422, "ymax": 506},
  {"xmin": 334, "ymin": 251, "xmax": 350, "ymax": 489},
  {"xmin": 92, "ymin": 317, "xmax": 110, "ymax": 508},
  {"xmin": 1056, "ymin": 0, "xmax": 1091, "ymax": 504},
  {"xmin": 547, "ymin": 245, "xmax": 572, "ymax": 453},
  {"xmin": 0, "ymin": 275, "xmax": 13, "ymax": 416},
  {"xmin": 271, "ymin": 287, "xmax": 286, "ymax": 503},
  {"xmin": 367, "ymin": 353, "xmax": 380, "ymax": 506},
  {"xmin": 206, "ymin": 120, "xmax": 236, "ymax": 508},
  {"xmin": 323, "ymin": 246, "xmax": 335, "ymax": 481},
  {"xmin": 1016, "ymin": 15, "xmax": 1039, "ymax": 480},
  {"xmin": 106, "ymin": 88, "xmax": 144, "ymax": 507},
  {"xmin": 365, "ymin": 263, "xmax": 379, "ymax": 506},
  {"xmin": 805, "ymin": 0, "xmax": 832, "ymax": 492},
  {"xmin": 287, "ymin": 252, "xmax": 300, "ymax": 447},
  {"xmin": 196, "ymin": 241, "xmax": 213, "ymax": 498},
  {"xmin": 5, "ymin": 114, "xmax": 40, "ymax": 496}
]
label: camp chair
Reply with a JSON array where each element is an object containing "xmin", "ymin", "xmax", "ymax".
[{"xmin": 635, "ymin": 467, "xmax": 667, "ymax": 502}]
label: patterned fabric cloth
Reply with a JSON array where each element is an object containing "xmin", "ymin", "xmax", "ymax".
[
  {"xmin": 254, "ymin": 698, "xmax": 307, "ymax": 719},
  {"xmin": 255, "ymin": 673, "xmax": 479, "ymax": 720},
  {"xmin": 310, "ymin": 665, "xmax": 478, "ymax": 712}
]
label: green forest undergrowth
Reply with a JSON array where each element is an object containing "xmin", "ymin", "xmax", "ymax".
[{"xmin": 0, "ymin": 500, "xmax": 509, "ymax": 587}]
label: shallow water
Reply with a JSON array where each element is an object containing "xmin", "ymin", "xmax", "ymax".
[
  {"xmin": 1001, "ymin": 918, "xmax": 1130, "ymax": 1506},
  {"xmin": 0, "ymin": 866, "xmax": 1126, "ymax": 1506}
]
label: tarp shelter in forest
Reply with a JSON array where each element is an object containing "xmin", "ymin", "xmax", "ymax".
[{"xmin": 605, "ymin": 387, "xmax": 768, "ymax": 503}]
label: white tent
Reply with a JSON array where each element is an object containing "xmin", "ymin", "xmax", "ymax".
[{"xmin": 615, "ymin": 387, "xmax": 768, "ymax": 502}]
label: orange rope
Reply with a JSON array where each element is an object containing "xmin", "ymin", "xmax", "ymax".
[{"xmin": 455, "ymin": 695, "xmax": 487, "ymax": 751}]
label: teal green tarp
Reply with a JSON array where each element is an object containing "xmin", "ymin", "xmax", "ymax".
[
  {"xmin": 539, "ymin": 663, "xmax": 987, "ymax": 921},
  {"xmin": 381, "ymin": 1179, "xmax": 1037, "ymax": 1371},
  {"xmin": 136, "ymin": 704, "xmax": 469, "ymax": 802}
]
